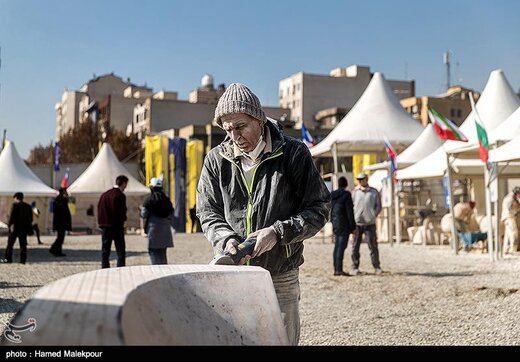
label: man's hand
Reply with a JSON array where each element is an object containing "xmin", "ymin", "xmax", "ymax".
[
  {"xmin": 224, "ymin": 239, "xmax": 250, "ymax": 265},
  {"xmin": 249, "ymin": 226, "xmax": 279, "ymax": 258}
]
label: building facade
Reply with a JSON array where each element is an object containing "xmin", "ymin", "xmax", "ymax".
[
  {"xmin": 56, "ymin": 73, "xmax": 152, "ymax": 139},
  {"xmin": 278, "ymin": 65, "xmax": 415, "ymax": 129},
  {"xmin": 55, "ymin": 90, "xmax": 85, "ymax": 139},
  {"xmin": 400, "ymin": 85, "xmax": 479, "ymax": 127},
  {"xmin": 188, "ymin": 74, "xmax": 225, "ymax": 104},
  {"xmin": 133, "ymin": 75, "xmax": 291, "ymax": 138}
]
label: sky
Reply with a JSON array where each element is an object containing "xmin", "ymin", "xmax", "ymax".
[{"xmin": 0, "ymin": 0, "xmax": 519, "ymax": 158}]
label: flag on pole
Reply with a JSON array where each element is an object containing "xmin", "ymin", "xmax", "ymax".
[
  {"xmin": 60, "ymin": 168, "xmax": 70, "ymax": 188},
  {"xmin": 384, "ymin": 138, "xmax": 397, "ymax": 180},
  {"xmin": 469, "ymin": 93, "xmax": 489, "ymax": 163},
  {"xmin": 301, "ymin": 122, "xmax": 316, "ymax": 147},
  {"xmin": 428, "ymin": 107, "xmax": 468, "ymax": 142},
  {"xmin": 53, "ymin": 142, "xmax": 61, "ymax": 171}
]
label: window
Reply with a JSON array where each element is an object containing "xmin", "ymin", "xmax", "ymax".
[
  {"xmin": 450, "ymin": 109, "xmax": 455, "ymax": 118},
  {"xmin": 457, "ymin": 109, "xmax": 462, "ymax": 118}
]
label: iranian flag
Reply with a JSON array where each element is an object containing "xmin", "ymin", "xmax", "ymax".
[
  {"xmin": 469, "ymin": 93, "xmax": 489, "ymax": 163},
  {"xmin": 427, "ymin": 107, "xmax": 468, "ymax": 142}
]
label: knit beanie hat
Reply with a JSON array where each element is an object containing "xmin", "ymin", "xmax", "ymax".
[{"xmin": 214, "ymin": 83, "xmax": 267, "ymax": 127}]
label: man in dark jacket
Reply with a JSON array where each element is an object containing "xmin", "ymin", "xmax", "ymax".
[
  {"xmin": 330, "ymin": 177, "xmax": 356, "ymax": 276},
  {"xmin": 196, "ymin": 83, "xmax": 330, "ymax": 345},
  {"xmin": 49, "ymin": 187, "xmax": 72, "ymax": 257},
  {"xmin": 2, "ymin": 192, "xmax": 33, "ymax": 264},
  {"xmin": 97, "ymin": 175, "xmax": 128, "ymax": 268}
]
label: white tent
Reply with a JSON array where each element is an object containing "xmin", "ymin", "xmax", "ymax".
[
  {"xmin": 397, "ymin": 124, "xmax": 444, "ymax": 165},
  {"xmin": 310, "ymin": 72, "xmax": 424, "ymax": 157},
  {"xmin": 67, "ymin": 143, "xmax": 149, "ymax": 196},
  {"xmin": 365, "ymin": 124, "xmax": 443, "ymax": 171},
  {"xmin": 397, "ymin": 69, "xmax": 520, "ymax": 180},
  {"xmin": 489, "ymin": 134, "xmax": 520, "ymax": 163},
  {"xmin": 0, "ymin": 142, "xmax": 57, "ymax": 196},
  {"xmin": 488, "ymin": 105, "xmax": 520, "ymax": 143}
]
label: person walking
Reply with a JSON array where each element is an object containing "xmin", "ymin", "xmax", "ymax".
[
  {"xmin": 351, "ymin": 173, "xmax": 382, "ymax": 275},
  {"xmin": 140, "ymin": 178, "xmax": 174, "ymax": 265},
  {"xmin": 331, "ymin": 176, "xmax": 356, "ymax": 276},
  {"xmin": 97, "ymin": 175, "xmax": 129, "ymax": 268},
  {"xmin": 31, "ymin": 201, "xmax": 43, "ymax": 245},
  {"xmin": 2, "ymin": 192, "xmax": 33, "ymax": 264},
  {"xmin": 49, "ymin": 188, "xmax": 72, "ymax": 257},
  {"xmin": 196, "ymin": 83, "xmax": 330, "ymax": 345}
]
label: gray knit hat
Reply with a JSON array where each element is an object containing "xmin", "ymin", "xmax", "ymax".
[{"xmin": 214, "ymin": 83, "xmax": 267, "ymax": 127}]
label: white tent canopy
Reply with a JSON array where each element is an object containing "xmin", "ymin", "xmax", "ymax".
[
  {"xmin": 365, "ymin": 124, "xmax": 443, "ymax": 171},
  {"xmin": 489, "ymin": 134, "xmax": 520, "ymax": 163},
  {"xmin": 451, "ymin": 105, "xmax": 520, "ymax": 155},
  {"xmin": 0, "ymin": 142, "xmax": 57, "ymax": 196},
  {"xmin": 310, "ymin": 72, "xmax": 424, "ymax": 157},
  {"xmin": 68, "ymin": 143, "xmax": 150, "ymax": 196},
  {"xmin": 396, "ymin": 124, "xmax": 444, "ymax": 165},
  {"xmin": 488, "ymin": 105, "xmax": 520, "ymax": 143},
  {"xmin": 397, "ymin": 69, "xmax": 520, "ymax": 180}
]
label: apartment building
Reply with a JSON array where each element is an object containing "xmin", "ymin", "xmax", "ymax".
[
  {"xmin": 55, "ymin": 73, "xmax": 152, "ymax": 139},
  {"xmin": 133, "ymin": 75, "xmax": 291, "ymax": 137},
  {"xmin": 400, "ymin": 85, "xmax": 479, "ymax": 127},
  {"xmin": 279, "ymin": 65, "xmax": 415, "ymax": 129}
]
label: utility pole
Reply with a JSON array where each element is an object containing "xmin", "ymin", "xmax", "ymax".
[{"xmin": 444, "ymin": 50, "xmax": 451, "ymax": 92}]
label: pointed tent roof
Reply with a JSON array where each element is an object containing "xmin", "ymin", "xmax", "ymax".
[
  {"xmin": 68, "ymin": 143, "xmax": 149, "ymax": 195},
  {"xmin": 364, "ymin": 124, "xmax": 443, "ymax": 171},
  {"xmin": 397, "ymin": 69, "xmax": 520, "ymax": 179},
  {"xmin": 489, "ymin": 133, "xmax": 520, "ymax": 163},
  {"xmin": 0, "ymin": 142, "xmax": 57, "ymax": 196},
  {"xmin": 489, "ymin": 105, "xmax": 520, "ymax": 143},
  {"xmin": 310, "ymin": 72, "xmax": 424, "ymax": 157},
  {"xmin": 450, "ymin": 105, "xmax": 520, "ymax": 155}
]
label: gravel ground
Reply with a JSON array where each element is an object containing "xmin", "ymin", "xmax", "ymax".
[{"xmin": 1, "ymin": 233, "xmax": 519, "ymax": 345}]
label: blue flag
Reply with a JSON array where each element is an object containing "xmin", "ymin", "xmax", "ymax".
[
  {"xmin": 301, "ymin": 122, "xmax": 316, "ymax": 147},
  {"xmin": 53, "ymin": 142, "xmax": 61, "ymax": 171}
]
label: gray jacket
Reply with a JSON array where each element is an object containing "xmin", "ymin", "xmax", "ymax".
[
  {"xmin": 352, "ymin": 186, "xmax": 381, "ymax": 226},
  {"xmin": 196, "ymin": 121, "xmax": 330, "ymax": 276},
  {"xmin": 140, "ymin": 193, "xmax": 174, "ymax": 249}
]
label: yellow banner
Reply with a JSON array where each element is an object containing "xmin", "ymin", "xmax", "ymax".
[
  {"xmin": 145, "ymin": 135, "xmax": 169, "ymax": 188},
  {"xmin": 353, "ymin": 153, "xmax": 377, "ymax": 179},
  {"xmin": 186, "ymin": 140, "xmax": 204, "ymax": 233}
]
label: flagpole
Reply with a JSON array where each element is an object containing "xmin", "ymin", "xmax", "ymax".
[
  {"xmin": 394, "ymin": 179, "xmax": 401, "ymax": 245},
  {"xmin": 493, "ymin": 170, "xmax": 501, "ymax": 260},
  {"xmin": 388, "ymin": 172, "xmax": 394, "ymax": 247},
  {"xmin": 332, "ymin": 142, "xmax": 338, "ymax": 190},
  {"xmin": 484, "ymin": 165, "xmax": 495, "ymax": 261},
  {"xmin": 445, "ymin": 151, "xmax": 459, "ymax": 254}
]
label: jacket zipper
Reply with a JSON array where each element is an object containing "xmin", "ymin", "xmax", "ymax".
[{"xmin": 219, "ymin": 151, "xmax": 283, "ymax": 237}]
